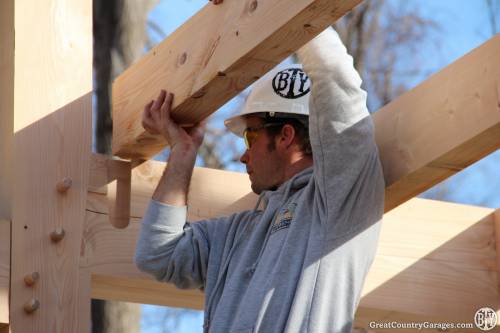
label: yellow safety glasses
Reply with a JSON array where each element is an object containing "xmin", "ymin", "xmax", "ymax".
[{"xmin": 243, "ymin": 123, "xmax": 282, "ymax": 149}]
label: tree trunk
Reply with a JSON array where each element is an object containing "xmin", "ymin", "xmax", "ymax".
[{"xmin": 92, "ymin": 0, "xmax": 158, "ymax": 331}]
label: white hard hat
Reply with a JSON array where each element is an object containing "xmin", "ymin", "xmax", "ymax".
[{"xmin": 224, "ymin": 64, "xmax": 311, "ymax": 137}]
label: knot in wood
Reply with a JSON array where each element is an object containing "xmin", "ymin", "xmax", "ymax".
[
  {"xmin": 249, "ymin": 0, "xmax": 258, "ymax": 12},
  {"xmin": 179, "ymin": 52, "xmax": 187, "ymax": 65}
]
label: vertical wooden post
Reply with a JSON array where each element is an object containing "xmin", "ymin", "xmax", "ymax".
[
  {"xmin": 0, "ymin": 0, "xmax": 93, "ymax": 331},
  {"xmin": 0, "ymin": 0, "xmax": 15, "ymax": 328}
]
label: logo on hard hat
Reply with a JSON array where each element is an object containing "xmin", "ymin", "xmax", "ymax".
[{"xmin": 272, "ymin": 68, "xmax": 310, "ymax": 99}]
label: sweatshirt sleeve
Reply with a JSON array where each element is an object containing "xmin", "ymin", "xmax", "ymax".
[
  {"xmin": 297, "ymin": 28, "xmax": 384, "ymax": 234},
  {"xmin": 134, "ymin": 199, "xmax": 210, "ymax": 289}
]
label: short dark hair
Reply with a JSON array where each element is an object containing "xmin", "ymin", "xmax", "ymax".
[{"xmin": 261, "ymin": 113, "xmax": 312, "ymax": 156}]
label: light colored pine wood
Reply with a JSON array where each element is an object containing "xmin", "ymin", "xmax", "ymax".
[
  {"xmin": 5, "ymin": 0, "xmax": 93, "ymax": 331},
  {"xmin": 0, "ymin": 0, "xmax": 14, "ymax": 327},
  {"xmin": 111, "ymin": 0, "xmax": 362, "ymax": 159},
  {"xmin": 0, "ymin": 0, "xmax": 14, "ymax": 222},
  {"xmin": 87, "ymin": 155, "xmax": 258, "ymax": 220},
  {"xmin": 85, "ymin": 157, "xmax": 499, "ymax": 320},
  {"xmin": 112, "ymin": 25, "xmax": 500, "ymax": 213},
  {"xmin": 0, "ymin": 220, "xmax": 10, "ymax": 326},
  {"xmin": 107, "ymin": 160, "xmax": 132, "ymax": 229},
  {"xmin": 362, "ymin": 200, "xmax": 498, "ymax": 321},
  {"xmin": 92, "ymin": 273, "xmax": 204, "ymax": 310},
  {"xmin": 375, "ymin": 34, "xmax": 500, "ymax": 211}
]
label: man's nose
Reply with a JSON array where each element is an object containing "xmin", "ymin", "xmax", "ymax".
[{"xmin": 240, "ymin": 149, "xmax": 249, "ymax": 164}]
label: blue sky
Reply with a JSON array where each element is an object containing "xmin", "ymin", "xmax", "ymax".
[{"xmin": 141, "ymin": 0, "xmax": 499, "ymax": 331}]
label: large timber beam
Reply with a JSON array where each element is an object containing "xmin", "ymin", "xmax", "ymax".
[
  {"xmin": 111, "ymin": 0, "xmax": 362, "ymax": 159},
  {"xmin": 376, "ymin": 34, "xmax": 500, "ymax": 211},
  {"xmin": 114, "ymin": 24, "xmax": 500, "ymax": 211},
  {"xmin": 85, "ymin": 156, "xmax": 499, "ymax": 322},
  {"xmin": 0, "ymin": 0, "xmax": 93, "ymax": 331}
]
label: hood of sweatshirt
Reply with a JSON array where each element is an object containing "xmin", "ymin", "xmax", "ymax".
[{"xmin": 260, "ymin": 166, "xmax": 313, "ymax": 209}]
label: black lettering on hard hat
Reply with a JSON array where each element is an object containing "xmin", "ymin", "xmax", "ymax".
[{"xmin": 272, "ymin": 68, "xmax": 310, "ymax": 99}]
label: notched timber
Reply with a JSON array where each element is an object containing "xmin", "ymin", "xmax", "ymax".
[
  {"xmin": 112, "ymin": 0, "xmax": 362, "ymax": 159},
  {"xmin": 374, "ymin": 34, "xmax": 500, "ymax": 211}
]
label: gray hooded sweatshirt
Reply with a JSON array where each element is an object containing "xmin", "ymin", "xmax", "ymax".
[{"xmin": 135, "ymin": 28, "xmax": 384, "ymax": 333}]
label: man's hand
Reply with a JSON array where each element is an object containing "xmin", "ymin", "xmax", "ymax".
[{"xmin": 142, "ymin": 90, "xmax": 206, "ymax": 151}]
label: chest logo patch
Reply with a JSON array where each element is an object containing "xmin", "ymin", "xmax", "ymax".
[{"xmin": 270, "ymin": 203, "xmax": 297, "ymax": 234}]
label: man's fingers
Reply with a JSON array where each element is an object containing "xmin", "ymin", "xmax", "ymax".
[
  {"xmin": 160, "ymin": 92, "xmax": 174, "ymax": 121},
  {"xmin": 151, "ymin": 90, "xmax": 166, "ymax": 111},
  {"xmin": 144, "ymin": 99, "xmax": 154, "ymax": 111}
]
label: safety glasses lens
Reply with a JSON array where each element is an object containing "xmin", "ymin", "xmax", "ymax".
[{"xmin": 243, "ymin": 129, "xmax": 258, "ymax": 149}]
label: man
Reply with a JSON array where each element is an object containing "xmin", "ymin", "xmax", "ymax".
[{"xmin": 135, "ymin": 17, "xmax": 384, "ymax": 333}]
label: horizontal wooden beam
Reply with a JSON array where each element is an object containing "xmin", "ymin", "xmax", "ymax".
[
  {"xmin": 362, "ymin": 198, "xmax": 498, "ymax": 320},
  {"xmin": 111, "ymin": 0, "xmax": 362, "ymax": 159},
  {"xmin": 87, "ymin": 154, "xmax": 257, "ymax": 220},
  {"xmin": 113, "ymin": 29, "xmax": 500, "ymax": 213},
  {"xmin": 0, "ymin": 220, "xmax": 9, "ymax": 327},
  {"xmin": 84, "ymin": 157, "xmax": 499, "ymax": 321},
  {"xmin": 376, "ymin": 34, "xmax": 500, "ymax": 211}
]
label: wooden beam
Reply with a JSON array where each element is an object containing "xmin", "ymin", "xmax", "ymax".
[
  {"xmin": 375, "ymin": 34, "xmax": 500, "ymax": 211},
  {"xmin": 0, "ymin": 220, "xmax": 10, "ymax": 327},
  {"xmin": 114, "ymin": 28, "xmax": 500, "ymax": 212},
  {"xmin": 87, "ymin": 154, "xmax": 258, "ymax": 220},
  {"xmin": 111, "ymin": 0, "xmax": 362, "ymax": 159},
  {"xmin": 85, "ymin": 157, "xmax": 499, "ymax": 321},
  {"xmin": 3, "ymin": 0, "xmax": 93, "ymax": 331},
  {"xmin": 361, "ymin": 198, "xmax": 498, "ymax": 321}
]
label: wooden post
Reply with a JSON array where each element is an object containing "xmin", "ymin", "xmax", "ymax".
[{"xmin": 0, "ymin": 0, "xmax": 93, "ymax": 331}]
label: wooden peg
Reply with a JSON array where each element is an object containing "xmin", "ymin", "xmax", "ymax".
[
  {"xmin": 23, "ymin": 298, "xmax": 40, "ymax": 314},
  {"xmin": 50, "ymin": 227, "xmax": 65, "ymax": 242},
  {"xmin": 24, "ymin": 272, "xmax": 40, "ymax": 287},
  {"xmin": 107, "ymin": 159, "xmax": 133, "ymax": 229},
  {"xmin": 56, "ymin": 177, "xmax": 72, "ymax": 193}
]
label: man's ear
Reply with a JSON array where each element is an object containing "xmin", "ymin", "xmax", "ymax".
[{"xmin": 279, "ymin": 124, "xmax": 296, "ymax": 149}]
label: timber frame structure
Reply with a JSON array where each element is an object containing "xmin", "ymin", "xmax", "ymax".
[{"xmin": 1, "ymin": 0, "xmax": 500, "ymax": 332}]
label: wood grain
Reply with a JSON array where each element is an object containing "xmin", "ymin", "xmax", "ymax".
[
  {"xmin": 114, "ymin": 23, "xmax": 500, "ymax": 213},
  {"xmin": 6, "ymin": 0, "xmax": 93, "ymax": 331},
  {"xmin": 111, "ymin": 0, "xmax": 362, "ymax": 159},
  {"xmin": 0, "ymin": 0, "xmax": 14, "ymax": 327},
  {"xmin": 87, "ymin": 155, "xmax": 258, "ymax": 220},
  {"xmin": 375, "ymin": 34, "xmax": 500, "ymax": 211}
]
